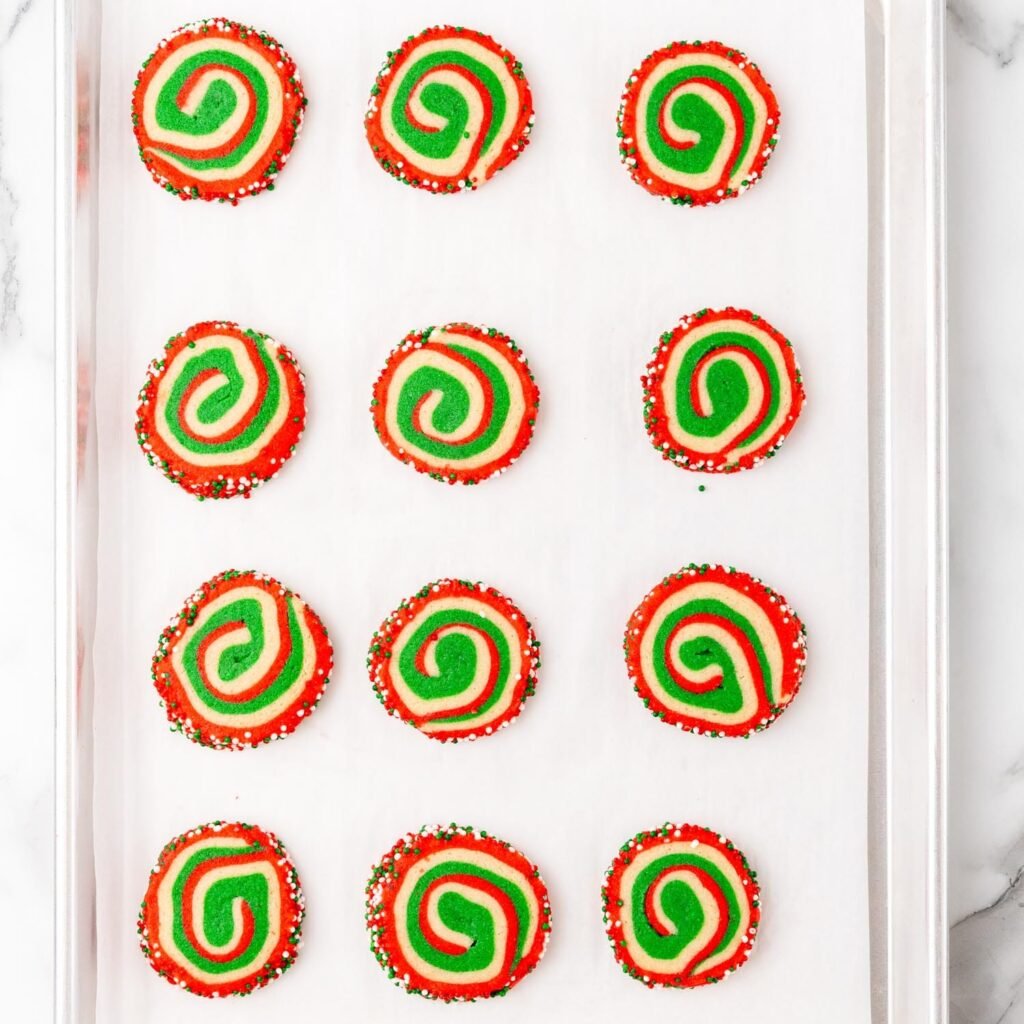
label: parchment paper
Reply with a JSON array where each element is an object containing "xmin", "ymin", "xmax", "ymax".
[{"xmin": 91, "ymin": 1, "xmax": 869, "ymax": 1020}]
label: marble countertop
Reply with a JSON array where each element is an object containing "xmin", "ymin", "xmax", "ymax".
[
  {"xmin": 0, "ymin": 0, "xmax": 60, "ymax": 1016},
  {"xmin": 946, "ymin": 1, "xmax": 1024, "ymax": 1021},
  {"xmin": 0, "ymin": 0, "xmax": 1014, "ymax": 1018}
]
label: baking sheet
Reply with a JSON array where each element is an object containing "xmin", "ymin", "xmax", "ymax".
[{"xmin": 90, "ymin": 1, "xmax": 869, "ymax": 1020}]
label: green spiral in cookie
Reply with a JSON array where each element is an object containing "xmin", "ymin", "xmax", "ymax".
[
  {"xmin": 131, "ymin": 19, "xmax": 306, "ymax": 203},
  {"xmin": 618, "ymin": 40, "xmax": 780, "ymax": 206},
  {"xmin": 136, "ymin": 321, "xmax": 307, "ymax": 500},
  {"xmin": 152, "ymin": 570, "xmax": 332, "ymax": 750},
  {"xmin": 391, "ymin": 52, "xmax": 506, "ymax": 163},
  {"xmin": 624, "ymin": 564, "xmax": 807, "ymax": 738},
  {"xmin": 602, "ymin": 823, "xmax": 760, "ymax": 989},
  {"xmin": 395, "ymin": 348, "xmax": 511, "ymax": 462},
  {"xmin": 365, "ymin": 26, "xmax": 533, "ymax": 193},
  {"xmin": 150, "ymin": 48, "xmax": 271, "ymax": 171},
  {"xmin": 366, "ymin": 825, "xmax": 552, "ymax": 1001},
  {"xmin": 641, "ymin": 309, "xmax": 805, "ymax": 473},
  {"xmin": 372, "ymin": 324, "xmax": 540, "ymax": 485},
  {"xmin": 368, "ymin": 579, "xmax": 540, "ymax": 742},
  {"xmin": 171, "ymin": 841, "xmax": 272, "ymax": 973},
  {"xmin": 138, "ymin": 822, "xmax": 304, "ymax": 998}
]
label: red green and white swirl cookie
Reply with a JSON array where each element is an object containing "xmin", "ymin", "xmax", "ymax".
[
  {"xmin": 368, "ymin": 579, "xmax": 540, "ymax": 742},
  {"xmin": 152, "ymin": 570, "xmax": 333, "ymax": 750},
  {"xmin": 131, "ymin": 18, "xmax": 307, "ymax": 204},
  {"xmin": 618, "ymin": 40, "xmax": 780, "ymax": 206},
  {"xmin": 602, "ymin": 823, "xmax": 760, "ymax": 988},
  {"xmin": 642, "ymin": 308, "xmax": 805, "ymax": 473},
  {"xmin": 624, "ymin": 563, "xmax": 807, "ymax": 738},
  {"xmin": 366, "ymin": 824, "xmax": 552, "ymax": 1001},
  {"xmin": 365, "ymin": 26, "xmax": 534, "ymax": 194},
  {"xmin": 135, "ymin": 321, "xmax": 307, "ymax": 500},
  {"xmin": 138, "ymin": 821, "xmax": 304, "ymax": 997},
  {"xmin": 371, "ymin": 323, "xmax": 540, "ymax": 485}
]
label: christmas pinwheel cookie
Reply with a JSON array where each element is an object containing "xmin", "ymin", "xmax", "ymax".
[
  {"xmin": 624, "ymin": 563, "xmax": 807, "ymax": 737},
  {"xmin": 366, "ymin": 824, "xmax": 552, "ymax": 1001},
  {"xmin": 365, "ymin": 25, "xmax": 534, "ymax": 194},
  {"xmin": 618, "ymin": 40, "xmax": 780, "ymax": 206},
  {"xmin": 602, "ymin": 823, "xmax": 760, "ymax": 988},
  {"xmin": 131, "ymin": 18, "xmax": 307, "ymax": 203},
  {"xmin": 151, "ymin": 570, "xmax": 333, "ymax": 750},
  {"xmin": 371, "ymin": 323, "xmax": 540, "ymax": 484},
  {"xmin": 135, "ymin": 321, "xmax": 307, "ymax": 500},
  {"xmin": 642, "ymin": 308, "xmax": 805, "ymax": 473},
  {"xmin": 368, "ymin": 579, "xmax": 540, "ymax": 742},
  {"xmin": 138, "ymin": 821, "xmax": 304, "ymax": 997}
]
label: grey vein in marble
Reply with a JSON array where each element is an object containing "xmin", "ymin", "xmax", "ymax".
[
  {"xmin": 953, "ymin": 825, "xmax": 1024, "ymax": 1023},
  {"xmin": 0, "ymin": 127, "xmax": 21, "ymax": 342},
  {"xmin": 951, "ymin": 865, "xmax": 1024, "ymax": 1023},
  {"xmin": 4, "ymin": 0, "xmax": 33, "ymax": 44},
  {"xmin": 947, "ymin": 1, "xmax": 1024, "ymax": 1021},
  {"xmin": 0, "ymin": 0, "xmax": 33, "ymax": 342},
  {"xmin": 948, "ymin": 0, "xmax": 1024, "ymax": 67}
]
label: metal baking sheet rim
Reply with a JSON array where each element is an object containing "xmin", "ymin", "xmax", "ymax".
[{"xmin": 52, "ymin": 1, "xmax": 949, "ymax": 1020}]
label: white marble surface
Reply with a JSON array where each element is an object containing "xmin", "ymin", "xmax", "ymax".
[
  {"xmin": 947, "ymin": 2, "xmax": 1024, "ymax": 1021},
  {"xmin": 0, "ymin": 0, "xmax": 56, "ymax": 1016},
  {"xmin": 0, "ymin": 0, "xmax": 1016, "ymax": 1019}
]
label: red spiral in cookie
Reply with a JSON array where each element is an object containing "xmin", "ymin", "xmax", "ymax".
[
  {"xmin": 135, "ymin": 321, "xmax": 307, "ymax": 500},
  {"xmin": 368, "ymin": 578, "xmax": 540, "ymax": 742},
  {"xmin": 602, "ymin": 823, "xmax": 760, "ymax": 988},
  {"xmin": 151, "ymin": 570, "xmax": 333, "ymax": 750},
  {"xmin": 618, "ymin": 40, "xmax": 780, "ymax": 206},
  {"xmin": 138, "ymin": 821, "xmax": 304, "ymax": 998},
  {"xmin": 131, "ymin": 18, "xmax": 306, "ymax": 203},
  {"xmin": 365, "ymin": 26, "xmax": 534, "ymax": 194},
  {"xmin": 624, "ymin": 563, "xmax": 807, "ymax": 737},
  {"xmin": 642, "ymin": 308, "xmax": 805, "ymax": 473},
  {"xmin": 366, "ymin": 825, "xmax": 552, "ymax": 1001},
  {"xmin": 371, "ymin": 323, "xmax": 540, "ymax": 484}
]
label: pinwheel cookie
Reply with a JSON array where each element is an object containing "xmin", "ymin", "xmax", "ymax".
[
  {"xmin": 135, "ymin": 321, "xmax": 307, "ymax": 500},
  {"xmin": 602, "ymin": 823, "xmax": 760, "ymax": 988},
  {"xmin": 131, "ymin": 18, "xmax": 307, "ymax": 203},
  {"xmin": 366, "ymin": 824, "xmax": 552, "ymax": 1001},
  {"xmin": 642, "ymin": 308, "xmax": 805, "ymax": 473},
  {"xmin": 365, "ymin": 25, "xmax": 534, "ymax": 194},
  {"xmin": 618, "ymin": 40, "xmax": 780, "ymax": 206},
  {"xmin": 151, "ymin": 570, "xmax": 333, "ymax": 750},
  {"xmin": 138, "ymin": 821, "xmax": 304, "ymax": 997},
  {"xmin": 371, "ymin": 323, "xmax": 540, "ymax": 484},
  {"xmin": 368, "ymin": 579, "xmax": 540, "ymax": 742},
  {"xmin": 624, "ymin": 563, "xmax": 807, "ymax": 737}
]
